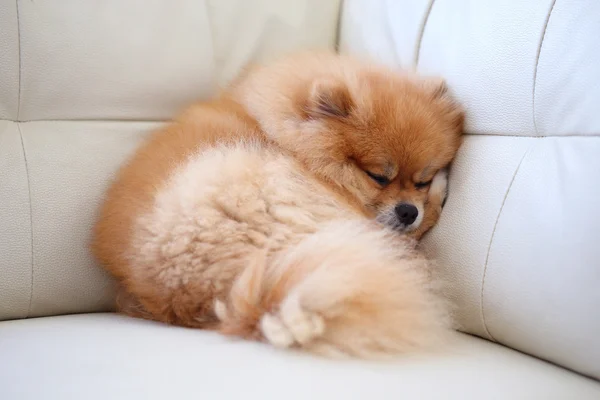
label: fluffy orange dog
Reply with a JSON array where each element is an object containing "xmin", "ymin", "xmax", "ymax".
[{"xmin": 92, "ymin": 52, "xmax": 464, "ymax": 358}]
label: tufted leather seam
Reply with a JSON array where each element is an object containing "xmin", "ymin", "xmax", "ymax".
[
  {"xmin": 460, "ymin": 133, "xmax": 600, "ymax": 138},
  {"xmin": 382, "ymin": 0, "xmax": 400, "ymax": 66},
  {"xmin": 17, "ymin": 123, "xmax": 34, "ymax": 318},
  {"xmin": 1, "ymin": 118, "xmax": 167, "ymax": 123},
  {"xmin": 15, "ymin": 0, "xmax": 22, "ymax": 121},
  {"xmin": 202, "ymin": 0, "xmax": 219, "ymax": 85},
  {"xmin": 532, "ymin": 0, "xmax": 557, "ymax": 136},
  {"xmin": 334, "ymin": 0, "xmax": 344, "ymax": 51},
  {"xmin": 413, "ymin": 0, "xmax": 435, "ymax": 68},
  {"xmin": 1, "ymin": 120, "xmax": 598, "ymax": 137},
  {"xmin": 480, "ymin": 141, "xmax": 535, "ymax": 341}
]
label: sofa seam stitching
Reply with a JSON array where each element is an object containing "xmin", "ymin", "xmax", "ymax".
[
  {"xmin": 15, "ymin": 0, "xmax": 22, "ymax": 121},
  {"xmin": 17, "ymin": 122, "xmax": 35, "ymax": 318},
  {"xmin": 413, "ymin": 0, "xmax": 435, "ymax": 69},
  {"xmin": 381, "ymin": 0, "xmax": 400, "ymax": 65},
  {"xmin": 334, "ymin": 0, "xmax": 345, "ymax": 51},
  {"xmin": 6, "ymin": 118, "xmax": 167, "ymax": 123},
  {"xmin": 480, "ymin": 142, "xmax": 535, "ymax": 341},
  {"xmin": 532, "ymin": 0, "xmax": 557, "ymax": 136},
  {"xmin": 203, "ymin": 0, "xmax": 227, "ymax": 92},
  {"xmin": 2, "ymin": 119, "xmax": 600, "ymax": 137}
]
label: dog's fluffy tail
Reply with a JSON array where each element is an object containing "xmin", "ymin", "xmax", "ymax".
[{"xmin": 215, "ymin": 221, "xmax": 453, "ymax": 358}]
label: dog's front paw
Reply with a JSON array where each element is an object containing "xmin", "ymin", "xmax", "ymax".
[
  {"xmin": 279, "ymin": 294, "xmax": 325, "ymax": 345},
  {"xmin": 429, "ymin": 168, "xmax": 448, "ymax": 207},
  {"xmin": 260, "ymin": 294, "xmax": 325, "ymax": 348},
  {"xmin": 260, "ymin": 313, "xmax": 296, "ymax": 348}
]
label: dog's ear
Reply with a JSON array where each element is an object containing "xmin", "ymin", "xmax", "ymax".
[
  {"xmin": 305, "ymin": 79, "xmax": 353, "ymax": 119},
  {"xmin": 420, "ymin": 77, "xmax": 448, "ymax": 99},
  {"xmin": 420, "ymin": 77, "xmax": 464, "ymax": 132}
]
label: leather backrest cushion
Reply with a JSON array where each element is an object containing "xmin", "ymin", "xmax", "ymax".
[
  {"xmin": 1, "ymin": 0, "xmax": 340, "ymax": 122},
  {"xmin": 0, "ymin": 0, "xmax": 340, "ymax": 320},
  {"xmin": 340, "ymin": 0, "xmax": 600, "ymax": 380}
]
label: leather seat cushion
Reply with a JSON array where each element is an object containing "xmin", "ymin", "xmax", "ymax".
[{"xmin": 1, "ymin": 313, "xmax": 598, "ymax": 400}]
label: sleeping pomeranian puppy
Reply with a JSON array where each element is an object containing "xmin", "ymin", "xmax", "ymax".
[{"xmin": 92, "ymin": 52, "xmax": 464, "ymax": 358}]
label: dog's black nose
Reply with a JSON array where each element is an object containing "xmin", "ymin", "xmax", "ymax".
[{"xmin": 395, "ymin": 203, "xmax": 418, "ymax": 225}]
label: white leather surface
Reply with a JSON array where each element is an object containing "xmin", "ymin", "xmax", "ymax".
[
  {"xmin": 13, "ymin": 0, "xmax": 340, "ymax": 121},
  {"xmin": 416, "ymin": 0, "xmax": 554, "ymax": 135},
  {"xmin": 342, "ymin": 0, "xmax": 600, "ymax": 137},
  {"xmin": 0, "ymin": 121, "xmax": 31, "ymax": 320},
  {"xmin": 1, "ymin": 120, "xmax": 156, "ymax": 320},
  {"xmin": 20, "ymin": 121, "xmax": 161, "ymax": 318},
  {"xmin": 424, "ymin": 136, "xmax": 600, "ymax": 380},
  {"xmin": 421, "ymin": 135, "xmax": 535, "ymax": 339},
  {"xmin": 0, "ymin": 0, "xmax": 19, "ymax": 120},
  {"xmin": 16, "ymin": 0, "xmax": 212, "ymax": 121},
  {"xmin": 206, "ymin": 0, "xmax": 341, "ymax": 85},
  {"xmin": 483, "ymin": 137, "xmax": 600, "ymax": 379},
  {"xmin": 341, "ymin": 0, "xmax": 600, "ymax": 380},
  {"xmin": 338, "ymin": 0, "xmax": 431, "ymax": 68},
  {"xmin": 533, "ymin": 0, "xmax": 600, "ymax": 136},
  {"xmin": 1, "ymin": 314, "xmax": 598, "ymax": 400}
]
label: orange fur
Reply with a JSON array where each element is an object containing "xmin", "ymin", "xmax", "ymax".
[{"xmin": 92, "ymin": 52, "xmax": 464, "ymax": 357}]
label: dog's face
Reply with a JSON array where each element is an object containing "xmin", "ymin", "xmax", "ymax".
[
  {"xmin": 236, "ymin": 54, "xmax": 464, "ymax": 232},
  {"xmin": 293, "ymin": 66, "xmax": 464, "ymax": 233}
]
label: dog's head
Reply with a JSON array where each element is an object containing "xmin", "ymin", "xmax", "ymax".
[{"xmin": 234, "ymin": 53, "xmax": 464, "ymax": 232}]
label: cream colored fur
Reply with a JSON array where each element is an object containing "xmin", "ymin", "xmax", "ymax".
[{"xmin": 128, "ymin": 142, "xmax": 451, "ymax": 357}]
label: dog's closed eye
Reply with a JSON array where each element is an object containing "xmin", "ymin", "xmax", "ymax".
[
  {"xmin": 365, "ymin": 171, "xmax": 390, "ymax": 186},
  {"xmin": 414, "ymin": 180, "xmax": 432, "ymax": 189}
]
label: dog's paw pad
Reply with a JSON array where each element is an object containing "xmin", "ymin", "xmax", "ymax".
[
  {"xmin": 279, "ymin": 296, "xmax": 325, "ymax": 345},
  {"xmin": 430, "ymin": 169, "xmax": 449, "ymax": 203},
  {"xmin": 260, "ymin": 313, "xmax": 295, "ymax": 348}
]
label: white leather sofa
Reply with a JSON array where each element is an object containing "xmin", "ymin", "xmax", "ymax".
[{"xmin": 1, "ymin": 1, "xmax": 599, "ymax": 398}]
